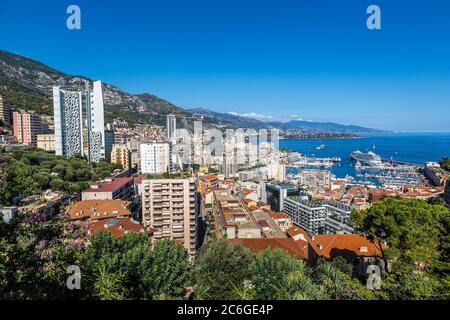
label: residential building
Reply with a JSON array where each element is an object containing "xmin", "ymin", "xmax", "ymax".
[
  {"xmin": 104, "ymin": 129, "xmax": 115, "ymax": 162},
  {"xmin": 322, "ymin": 200, "xmax": 354, "ymax": 234},
  {"xmin": 267, "ymin": 161, "xmax": 286, "ymax": 182},
  {"xmin": 37, "ymin": 134, "xmax": 56, "ymax": 151},
  {"xmin": 87, "ymin": 217, "xmax": 153, "ymax": 238},
  {"xmin": 53, "ymin": 81, "xmax": 105, "ymax": 161},
  {"xmin": 0, "ymin": 207, "xmax": 18, "ymax": 223},
  {"xmin": 262, "ymin": 182, "xmax": 298, "ymax": 212},
  {"xmin": 198, "ymin": 175, "xmax": 219, "ymax": 194},
  {"xmin": 53, "ymin": 86, "xmax": 84, "ymax": 158},
  {"xmin": 0, "ymin": 135, "xmax": 16, "ymax": 146},
  {"xmin": 283, "ymin": 197, "xmax": 327, "ymax": 235},
  {"xmin": 0, "ymin": 95, "xmax": 11, "ymax": 126},
  {"xmin": 12, "ymin": 111, "xmax": 43, "ymax": 146},
  {"xmin": 140, "ymin": 141, "xmax": 172, "ymax": 174},
  {"xmin": 86, "ymin": 81, "xmax": 106, "ymax": 162},
  {"xmin": 267, "ymin": 211, "xmax": 294, "ymax": 232},
  {"xmin": 300, "ymin": 169, "xmax": 331, "ymax": 189},
  {"xmin": 82, "ymin": 177, "xmax": 134, "ymax": 201},
  {"xmin": 213, "ymin": 190, "xmax": 261, "ymax": 239},
  {"xmin": 307, "ymin": 234, "xmax": 386, "ymax": 276},
  {"xmin": 424, "ymin": 166, "xmax": 446, "ymax": 186},
  {"xmin": 68, "ymin": 199, "xmax": 131, "ymax": 221},
  {"xmin": 166, "ymin": 114, "xmax": 177, "ymax": 143},
  {"xmin": 111, "ymin": 144, "xmax": 132, "ymax": 171},
  {"xmin": 141, "ymin": 176, "xmax": 199, "ymax": 256}
]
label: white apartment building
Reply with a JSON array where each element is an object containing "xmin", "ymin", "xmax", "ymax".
[
  {"xmin": 141, "ymin": 177, "xmax": 198, "ymax": 256},
  {"xmin": 283, "ymin": 197, "xmax": 328, "ymax": 235},
  {"xmin": 87, "ymin": 81, "xmax": 106, "ymax": 162},
  {"xmin": 53, "ymin": 81, "xmax": 105, "ymax": 161},
  {"xmin": 140, "ymin": 142, "xmax": 172, "ymax": 174},
  {"xmin": 166, "ymin": 114, "xmax": 177, "ymax": 143}
]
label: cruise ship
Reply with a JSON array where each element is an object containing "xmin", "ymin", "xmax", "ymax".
[{"xmin": 350, "ymin": 150, "xmax": 383, "ymax": 166}]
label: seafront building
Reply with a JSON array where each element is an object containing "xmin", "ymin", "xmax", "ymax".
[{"xmin": 141, "ymin": 175, "xmax": 199, "ymax": 256}]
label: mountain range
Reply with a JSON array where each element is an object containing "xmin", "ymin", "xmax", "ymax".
[{"xmin": 0, "ymin": 49, "xmax": 382, "ymax": 134}]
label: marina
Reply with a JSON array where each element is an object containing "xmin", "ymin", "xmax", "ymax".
[{"xmin": 281, "ymin": 133, "xmax": 450, "ymax": 188}]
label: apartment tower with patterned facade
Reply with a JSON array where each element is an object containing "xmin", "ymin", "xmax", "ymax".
[{"xmin": 53, "ymin": 81, "xmax": 105, "ymax": 161}]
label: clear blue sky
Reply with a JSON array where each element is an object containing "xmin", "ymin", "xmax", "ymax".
[{"xmin": 1, "ymin": 0, "xmax": 449, "ymax": 132}]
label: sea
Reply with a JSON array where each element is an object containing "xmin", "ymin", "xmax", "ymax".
[{"xmin": 279, "ymin": 132, "xmax": 450, "ymax": 180}]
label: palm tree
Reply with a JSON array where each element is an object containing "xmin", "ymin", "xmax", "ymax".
[
  {"xmin": 316, "ymin": 262, "xmax": 344, "ymax": 298},
  {"xmin": 286, "ymin": 270, "xmax": 322, "ymax": 300},
  {"xmin": 92, "ymin": 265, "xmax": 128, "ymax": 300},
  {"xmin": 193, "ymin": 283, "xmax": 210, "ymax": 300}
]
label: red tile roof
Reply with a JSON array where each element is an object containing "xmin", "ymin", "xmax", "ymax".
[
  {"xmin": 309, "ymin": 234, "xmax": 385, "ymax": 260},
  {"xmin": 88, "ymin": 217, "xmax": 150, "ymax": 237},
  {"xmin": 228, "ymin": 238, "xmax": 307, "ymax": 260},
  {"xmin": 83, "ymin": 177, "xmax": 133, "ymax": 193},
  {"xmin": 201, "ymin": 175, "xmax": 218, "ymax": 181},
  {"xmin": 269, "ymin": 211, "xmax": 290, "ymax": 220},
  {"xmin": 134, "ymin": 174, "xmax": 145, "ymax": 185},
  {"xmin": 68, "ymin": 200, "xmax": 131, "ymax": 221}
]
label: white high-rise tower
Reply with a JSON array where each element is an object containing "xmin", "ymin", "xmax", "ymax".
[
  {"xmin": 87, "ymin": 81, "xmax": 106, "ymax": 162},
  {"xmin": 166, "ymin": 114, "xmax": 177, "ymax": 143},
  {"xmin": 53, "ymin": 87, "xmax": 84, "ymax": 158},
  {"xmin": 53, "ymin": 81, "xmax": 106, "ymax": 162}
]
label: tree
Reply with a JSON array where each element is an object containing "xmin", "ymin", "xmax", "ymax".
[
  {"xmin": 439, "ymin": 157, "xmax": 450, "ymax": 172},
  {"xmin": 357, "ymin": 198, "xmax": 450, "ymax": 299},
  {"xmin": 91, "ymin": 265, "xmax": 128, "ymax": 300},
  {"xmin": 193, "ymin": 239, "xmax": 254, "ymax": 300},
  {"xmin": 142, "ymin": 239, "xmax": 191, "ymax": 299},
  {"xmin": 0, "ymin": 210, "xmax": 85, "ymax": 299},
  {"xmin": 82, "ymin": 232, "xmax": 191, "ymax": 300},
  {"xmin": 251, "ymin": 248, "xmax": 308, "ymax": 299}
]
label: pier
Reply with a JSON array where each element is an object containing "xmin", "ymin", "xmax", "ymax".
[{"xmin": 382, "ymin": 158, "xmax": 422, "ymax": 168}]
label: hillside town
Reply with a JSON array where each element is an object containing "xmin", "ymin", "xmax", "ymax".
[{"xmin": 1, "ymin": 82, "xmax": 450, "ymax": 301}]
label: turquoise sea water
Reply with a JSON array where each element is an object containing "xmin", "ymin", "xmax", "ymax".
[{"xmin": 280, "ymin": 132, "xmax": 450, "ymax": 179}]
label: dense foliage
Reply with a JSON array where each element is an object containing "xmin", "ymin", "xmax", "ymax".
[
  {"xmin": 82, "ymin": 232, "xmax": 191, "ymax": 300},
  {"xmin": 1, "ymin": 197, "xmax": 449, "ymax": 300},
  {"xmin": 193, "ymin": 240, "xmax": 376, "ymax": 300},
  {"xmin": 0, "ymin": 210, "xmax": 84, "ymax": 299},
  {"xmin": 440, "ymin": 157, "xmax": 450, "ymax": 172},
  {"xmin": 352, "ymin": 198, "xmax": 450, "ymax": 299},
  {"xmin": 0, "ymin": 148, "xmax": 122, "ymax": 205}
]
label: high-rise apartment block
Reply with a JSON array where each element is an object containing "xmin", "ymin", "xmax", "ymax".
[
  {"xmin": 140, "ymin": 142, "xmax": 172, "ymax": 174},
  {"xmin": 0, "ymin": 95, "xmax": 12, "ymax": 126},
  {"xmin": 53, "ymin": 81, "xmax": 105, "ymax": 161},
  {"xmin": 141, "ymin": 177, "xmax": 198, "ymax": 256},
  {"xmin": 111, "ymin": 144, "xmax": 132, "ymax": 171},
  {"xmin": 166, "ymin": 114, "xmax": 177, "ymax": 143},
  {"xmin": 12, "ymin": 111, "xmax": 42, "ymax": 146}
]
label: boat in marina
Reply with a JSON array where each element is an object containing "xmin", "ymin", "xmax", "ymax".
[{"xmin": 316, "ymin": 144, "xmax": 325, "ymax": 150}]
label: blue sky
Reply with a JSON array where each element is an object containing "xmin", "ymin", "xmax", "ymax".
[{"xmin": 1, "ymin": 0, "xmax": 449, "ymax": 132}]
